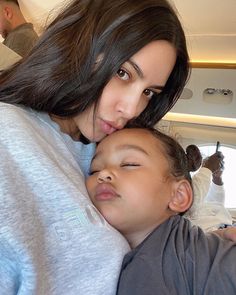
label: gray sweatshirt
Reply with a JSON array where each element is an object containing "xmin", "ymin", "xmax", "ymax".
[{"xmin": 0, "ymin": 102, "xmax": 130, "ymax": 294}]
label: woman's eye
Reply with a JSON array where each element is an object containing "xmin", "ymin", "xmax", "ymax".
[
  {"xmin": 117, "ymin": 69, "xmax": 130, "ymax": 81},
  {"xmin": 143, "ymin": 89, "xmax": 156, "ymax": 99}
]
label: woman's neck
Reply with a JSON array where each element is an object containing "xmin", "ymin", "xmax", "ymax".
[{"xmin": 50, "ymin": 114, "xmax": 81, "ymax": 141}]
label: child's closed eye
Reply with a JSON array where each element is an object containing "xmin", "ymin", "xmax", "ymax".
[
  {"xmin": 89, "ymin": 169, "xmax": 99, "ymax": 175},
  {"xmin": 120, "ymin": 163, "xmax": 141, "ymax": 168}
]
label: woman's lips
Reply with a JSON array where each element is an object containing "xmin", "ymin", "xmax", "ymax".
[
  {"xmin": 95, "ymin": 184, "xmax": 119, "ymax": 201},
  {"xmin": 100, "ymin": 119, "xmax": 121, "ymax": 135}
]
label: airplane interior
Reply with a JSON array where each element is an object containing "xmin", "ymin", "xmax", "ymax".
[{"xmin": 1, "ymin": 0, "xmax": 236, "ymax": 220}]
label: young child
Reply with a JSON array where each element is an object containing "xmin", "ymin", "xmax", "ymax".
[{"xmin": 86, "ymin": 127, "xmax": 236, "ymax": 295}]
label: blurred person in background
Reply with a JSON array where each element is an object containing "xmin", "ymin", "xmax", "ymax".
[
  {"xmin": 185, "ymin": 146, "xmax": 232, "ymax": 231},
  {"xmin": 0, "ymin": 0, "xmax": 38, "ymax": 57}
]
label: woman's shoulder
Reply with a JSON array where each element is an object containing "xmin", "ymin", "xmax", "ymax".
[
  {"xmin": 0, "ymin": 102, "xmax": 31, "ymax": 122},
  {"xmin": 0, "ymin": 102, "xmax": 52, "ymax": 144},
  {"xmin": 0, "ymin": 102, "xmax": 51, "ymax": 130},
  {"xmin": 0, "ymin": 101, "xmax": 21, "ymax": 111}
]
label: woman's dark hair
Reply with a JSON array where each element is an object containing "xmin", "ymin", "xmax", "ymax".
[{"xmin": 0, "ymin": 0, "xmax": 189, "ymax": 127}]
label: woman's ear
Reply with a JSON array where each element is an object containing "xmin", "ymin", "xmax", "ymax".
[{"xmin": 168, "ymin": 179, "xmax": 193, "ymax": 213}]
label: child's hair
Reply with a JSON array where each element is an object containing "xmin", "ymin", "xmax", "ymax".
[
  {"xmin": 126, "ymin": 125, "xmax": 192, "ymax": 185},
  {"xmin": 0, "ymin": 0, "xmax": 189, "ymax": 127}
]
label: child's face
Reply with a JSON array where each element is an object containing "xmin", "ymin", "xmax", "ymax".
[{"xmin": 86, "ymin": 128, "xmax": 177, "ymax": 236}]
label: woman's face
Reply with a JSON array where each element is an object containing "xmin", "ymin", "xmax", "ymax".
[{"xmin": 74, "ymin": 40, "xmax": 176, "ymax": 142}]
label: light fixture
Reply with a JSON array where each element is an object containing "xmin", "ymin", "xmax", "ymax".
[
  {"xmin": 203, "ymin": 88, "xmax": 233, "ymax": 104},
  {"xmin": 179, "ymin": 88, "xmax": 193, "ymax": 100}
]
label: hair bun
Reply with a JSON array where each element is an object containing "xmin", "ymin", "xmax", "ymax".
[{"xmin": 185, "ymin": 145, "xmax": 202, "ymax": 172}]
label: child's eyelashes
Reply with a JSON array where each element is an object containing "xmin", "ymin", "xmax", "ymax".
[
  {"xmin": 89, "ymin": 163, "xmax": 140, "ymax": 175},
  {"xmin": 121, "ymin": 163, "xmax": 140, "ymax": 168},
  {"xmin": 89, "ymin": 170, "xmax": 99, "ymax": 176}
]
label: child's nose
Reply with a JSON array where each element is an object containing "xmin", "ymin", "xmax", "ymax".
[{"xmin": 97, "ymin": 170, "xmax": 112, "ymax": 183}]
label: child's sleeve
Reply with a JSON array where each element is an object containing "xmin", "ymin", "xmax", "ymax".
[{"xmin": 187, "ymin": 226, "xmax": 236, "ymax": 294}]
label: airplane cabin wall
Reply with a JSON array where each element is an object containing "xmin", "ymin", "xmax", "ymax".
[
  {"xmin": 170, "ymin": 68, "xmax": 236, "ymax": 119},
  {"xmin": 156, "ymin": 120, "xmax": 236, "ymax": 150}
]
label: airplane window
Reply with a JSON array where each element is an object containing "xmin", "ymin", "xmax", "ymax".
[{"xmin": 199, "ymin": 145, "xmax": 236, "ymax": 208}]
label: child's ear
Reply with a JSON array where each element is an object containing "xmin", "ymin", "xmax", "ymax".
[
  {"xmin": 4, "ymin": 6, "xmax": 13, "ymax": 20},
  {"xmin": 168, "ymin": 179, "xmax": 193, "ymax": 213}
]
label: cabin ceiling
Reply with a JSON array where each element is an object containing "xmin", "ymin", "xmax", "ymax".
[
  {"xmin": 172, "ymin": 0, "xmax": 236, "ymax": 63},
  {"xmin": 14, "ymin": 0, "xmax": 236, "ymax": 64}
]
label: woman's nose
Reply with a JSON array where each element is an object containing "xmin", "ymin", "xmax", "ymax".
[
  {"xmin": 116, "ymin": 93, "xmax": 142, "ymax": 120},
  {"xmin": 97, "ymin": 170, "xmax": 113, "ymax": 183}
]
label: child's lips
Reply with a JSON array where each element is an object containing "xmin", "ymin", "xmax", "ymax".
[{"xmin": 95, "ymin": 184, "xmax": 119, "ymax": 201}]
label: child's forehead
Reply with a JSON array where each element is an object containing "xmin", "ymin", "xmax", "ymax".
[
  {"xmin": 100, "ymin": 128, "xmax": 149, "ymax": 145},
  {"xmin": 97, "ymin": 128, "xmax": 164, "ymax": 154}
]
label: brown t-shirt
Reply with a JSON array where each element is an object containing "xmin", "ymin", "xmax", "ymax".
[{"xmin": 3, "ymin": 23, "xmax": 38, "ymax": 57}]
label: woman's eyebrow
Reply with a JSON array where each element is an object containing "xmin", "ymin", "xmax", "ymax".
[
  {"xmin": 127, "ymin": 59, "xmax": 165, "ymax": 91},
  {"xmin": 128, "ymin": 59, "xmax": 144, "ymax": 78}
]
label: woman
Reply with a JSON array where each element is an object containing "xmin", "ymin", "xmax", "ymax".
[{"xmin": 0, "ymin": 0, "xmax": 189, "ymax": 294}]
